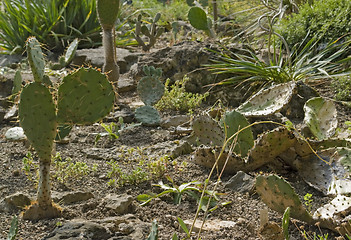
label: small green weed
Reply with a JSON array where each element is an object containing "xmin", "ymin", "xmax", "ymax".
[
  {"xmin": 7, "ymin": 215, "xmax": 18, "ymax": 240},
  {"xmin": 303, "ymin": 193, "xmax": 313, "ymax": 213},
  {"xmin": 137, "ymin": 175, "xmax": 219, "ymax": 211},
  {"xmin": 22, "ymin": 152, "xmax": 39, "ymax": 186},
  {"xmin": 155, "ymin": 76, "xmax": 209, "ymax": 114}
]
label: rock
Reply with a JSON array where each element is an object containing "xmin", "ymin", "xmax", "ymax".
[
  {"xmin": 170, "ymin": 141, "xmax": 193, "ymax": 159},
  {"xmin": 0, "ymin": 54, "xmax": 22, "ymax": 67},
  {"xmin": 224, "ymin": 171, "xmax": 255, "ymax": 193},
  {"xmin": 97, "ymin": 214, "xmax": 151, "ymax": 240},
  {"xmin": 5, "ymin": 127, "xmax": 26, "ymax": 141},
  {"xmin": 104, "ymin": 194, "xmax": 133, "ymax": 215},
  {"xmin": 183, "ymin": 219, "xmax": 236, "ymax": 232},
  {"xmin": 161, "ymin": 115, "xmax": 190, "ymax": 129},
  {"xmin": 258, "ymin": 222, "xmax": 284, "ymax": 240},
  {"xmin": 52, "ymin": 191, "xmax": 94, "ymax": 205},
  {"xmin": 44, "ymin": 219, "xmax": 112, "ymax": 240},
  {"xmin": 4, "ymin": 104, "xmax": 17, "ymax": 121},
  {"xmin": 106, "ymin": 105, "xmax": 135, "ymax": 123},
  {"xmin": 0, "ymin": 192, "xmax": 31, "ymax": 212},
  {"xmin": 117, "ymin": 74, "xmax": 136, "ymax": 92}
]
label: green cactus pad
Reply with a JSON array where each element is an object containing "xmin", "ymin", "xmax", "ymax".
[
  {"xmin": 135, "ymin": 105, "xmax": 161, "ymax": 126},
  {"xmin": 137, "ymin": 76, "xmax": 164, "ymax": 106},
  {"xmin": 188, "ymin": 7, "xmax": 209, "ymax": 30},
  {"xmin": 303, "ymin": 97, "xmax": 337, "ymax": 140},
  {"xmin": 57, "ymin": 68, "xmax": 115, "ymax": 125},
  {"xmin": 222, "ymin": 110, "xmax": 254, "ymax": 157},
  {"xmin": 26, "ymin": 37, "xmax": 45, "ymax": 83},
  {"xmin": 192, "ymin": 114, "xmax": 224, "ymax": 147},
  {"xmin": 255, "ymin": 174, "xmax": 313, "ymax": 223},
  {"xmin": 97, "ymin": 0, "xmax": 120, "ymax": 29},
  {"xmin": 236, "ymin": 81, "xmax": 296, "ymax": 117},
  {"xmin": 12, "ymin": 70, "xmax": 22, "ymax": 95},
  {"xmin": 64, "ymin": 38, "xmax": 78, "ymax": 65},
  {"xmin": 249, "ymin": 127, "xmax": 297, "ymax": 162},
  {"xmin": 19, "ymin": 82, "xmax": 57, "ymax": 161}
]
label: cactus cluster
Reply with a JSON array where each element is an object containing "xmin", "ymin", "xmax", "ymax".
[
  {"xmin": 18, "ymin": 37, "xmax": 115, "ymax": 220},
  {"xmin": 132, "ymin": 13, "xmax": 165, "ymax": 52},
  {"xmin": 135, "ymin": 66, "xmax": 164, "ymax": 126}
]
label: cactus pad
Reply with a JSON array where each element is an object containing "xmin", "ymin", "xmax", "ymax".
[
  {"xmin": 303, "ymin": 97, "xmax": 337, "ymax": 140},
  {"xmin": 97, "ymin": 0, "xmax": 120, "ymax": 29},
  {"xmin": 255, "ymin": 174, "xmax": 313, "ymax": 223},
  {"xmin": 249, "ymin": 127, "xmax": 297, "ymax": 162},
  {"xmin": 19, "ymin": 82, "xmax": 57, "ymax": 161},
  {"xmin": 188, "ymin": 7, "xmax": 209, "ymax": 30},
  {"xmin": 26, "ymin": 37, "xmax": 45, "ymax": 83},
  {"xmin": 222, "ymin": 110, "xmax": 254, "ymax": 157},
  {"xmin": 57, "ymin": 68, "xmax": 115, "ymax": 125},
  {"xmin": 192, "ymin": 114, "xmax": 224, "ymax": 147},
  {"xmin": 64, "ymin": 38, "xmax": 78, "ymax": 65},
  {"xmin": 137, "ymin": 76, "xmax": 164, "ymax": 106},
  {"xmin": 135, "ymin": 105, "xmax": 161, "ymax": 126},
  {"xmin": 236, "ymin": 81, "xmax": 296, "ymax": 117}
]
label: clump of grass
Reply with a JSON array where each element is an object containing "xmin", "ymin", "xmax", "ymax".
[
  {"xmin": 155, "ymin": 76, "xmax": 209, "ymax": 113},
  {"xmin": 331, "ymin": 75, "xmax": 351, "ymax": 101}
]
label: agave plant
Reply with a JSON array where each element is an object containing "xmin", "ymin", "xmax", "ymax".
[{"xmin": 207, "ymin": 34, "xmax": 351, "ymax": 91}]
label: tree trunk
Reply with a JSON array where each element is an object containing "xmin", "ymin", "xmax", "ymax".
[{"xmin": 102, "ymin": 28, "xmax": 119, "ymax": 82}]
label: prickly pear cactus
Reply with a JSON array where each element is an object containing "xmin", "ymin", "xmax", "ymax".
[
  {"xmin": 96, "ymin": 0, "xmax": 120, "ymax": 29},
  {"xmin": 236, "ymin": 81, "xmax": 296, "ymax": 117},
  {"xmin": 222, "ymin": 110, "xmax": 254, "ymax": 157},
  {"xmin": 57, "ymin": 68, "xmax": 115, "ymax": 125},
  {"xmin": 188, "ymin": 7, "xmax": 209, "ymax": 30},
  {"xmin": 137, "ymin": 66, "xmax": 164, "ymax": 106},
  {"xmin": 249, "ymin": 127, "xmax": 297, "ymax": 163},
  {"xmin": 135, "ymin": 105, "xmax": 161, "ymax": 126},
  {"xmin": 255, "ymin": 174, "xmax": 313, "ymax": 224},
  {"xmin": 303, "ymin": 97, "xmax": 337, "ymax": 140},
  {"xmin": 26, "ymin": 37, "xmax": 45, "ymax": 83},
  {"xmin": 19, "ymin": 82, "xmax": 57, "ymax": 161},
  {"xmin": 191, "ymin": 114, "xmax": 224, "ymax": 147}
]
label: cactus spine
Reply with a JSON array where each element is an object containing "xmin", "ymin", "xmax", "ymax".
[
  {"xmin": 19, "ymin": 37, "xmax": 115, "ymax": 220},
  {"xmin": 96, "ymin": 0, "xmax": 120, "ymax": 82}
]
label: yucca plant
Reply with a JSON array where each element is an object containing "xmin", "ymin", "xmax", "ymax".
[{"xmin": 207, "ymin": 34, "xmax": 351, "ymax": 91}]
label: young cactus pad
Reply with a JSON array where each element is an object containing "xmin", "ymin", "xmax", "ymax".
[
  {"xmin": 19, "ymin": 82, "xmax": 57, "ymax": 161},
  {"xmin": 303, "ymin": 97, "xmax": 337, "ymax": 140},
  {"xmin": 236, "ymin": 81, "xmax": 296, "ymax": 117},
  {"xmin": 255, "ymin": 174, "xmax": 313, "ymax": 223},
  {"xmin": 222, "ymin": 110, "xmax": 254, "ymax": 157},
  {"xmin": 137, "ymin": 66, "xmax": 164, "ymax": 106},
  {"xmin": 135, "ymin": 105, "xmax": 161, "ymax": 126},
  {"xmin": 188, "ymin": 7, "xmax": 209, "ymax": 31},
  {"xmin": 96, "ymin": 0, "xmax": 120, "ymax": 29},
  {"xmin": 26, "ymin": 37, "xmax": 45, "ymax": 83},
  {"xmin": 57, "ymin": 68, "xmax": 115, "ymax": 125}
]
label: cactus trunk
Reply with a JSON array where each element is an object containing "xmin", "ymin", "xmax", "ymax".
[
  {"xmin": 37, "ymin": 158, "xmax": 52, "ymax": 208},
  {"xmin": 102, "ymin": 28, "xmax": 119, "ymax": 82}
]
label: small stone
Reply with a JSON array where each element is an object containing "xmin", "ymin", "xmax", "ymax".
[
  {"xmin": 5, "ymin": 127, "xmax": 26, "ymax": 141},
  {"xmin": 170, "ymin": 141, "xmax": 193, "ymax": 159},
  {"xmin": 224, "ymin": 171, "xmax": 255, "ymax": 193},
  {"xmin": 52, "ymin": 191, "xmax": 94, "ymax": 205},
  {"xmin": 183, "ymin": 219, "xmax": 236, "ymax": 232},
  {"xmin": 161, "ymin": 115, "xmax": 190, "ymax": 128},
  {"xmin": 104, "ymin": 194, "xmax": 133, "ymax": 215},
  {"xmin": 0, "ymin": 192, "xmax": 31, "ymax": 212}
]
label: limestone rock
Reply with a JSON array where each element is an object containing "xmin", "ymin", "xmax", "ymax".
[
  {"xmin": 0, "ymin": 192, "xmax": 31, "ymax": 212},
  {"xmin": 52, "ymin": 191, "xmax": 94, "ymax": 205},
  {"xmin": 224, "ymin": 171, "xmax": 255, "ymax": 193},
  {"xmin": 104, "ymin": 194, "xmax": 133, "ymax": 215}
]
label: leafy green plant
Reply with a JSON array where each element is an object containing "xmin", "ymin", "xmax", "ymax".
[
  {"xmin": 146, "ymin": 220, "xmax": 158, "ymax": 240},
  {"xmin": 331, "ymin": 75, "xmax": 351, "ymax": 101},
  {"xmin": 7, "ymin": 216, "xmax": 18, "ymax": 240},
  {"xmin": 137, "ymin": 175, "xmax": 219, "ymax": 209},
  {"xmin": 52, "ymin": 153, "xmax": 97, "ymax": 184},
  {"xmin": 0, "ymin": 0, "xmax": 100, "ymax": 53},
  {"xmin": 303, "ymin": 193, "xmax": 313, "ymax": 213},
  {"xmin": 278, "ymin": 0, "xmax": 351, "ymax": 51},
  {"xmin": 207, "ymin": 35, "xmax": 351, "ymax": 91},
  {"xmin": 155, "ymin": 76, "xmax": 209, "ymax": 113},
  {"xmin": 282, "ymin": 207, "xmax": 290, "ymax": 240},
  {"xmin": 22, "ymin": 152, "xmax": 39, "ymax": 186}
]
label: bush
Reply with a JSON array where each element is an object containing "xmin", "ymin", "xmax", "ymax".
[
  {"xmin": 278, "ymin": 0, "xmax": 351, "ymax": 49},
  {"xmin": 332, "ymin": 76, "xmax": 351, "ymax": 101},
  {"xmin": 0, "ymin": 0, "xmax": 100, "ymax": 54}
]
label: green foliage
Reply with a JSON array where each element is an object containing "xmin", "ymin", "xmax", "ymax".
[
  {"xmin": 137, "ymin": 175, "xmax": 219, "ymax": 209},
  {"xmin": 187, "ymin": 6, "xmax": 215, "ymax": 38},
  {"xmin": 278, "ymin": 0, "xmax": 351, "ymax": 50},
  {"xmin": 0, "ymin": 0, "xmax": 100, "ymax": 53},
  {"xmin": 146, "ymin": 220, "xmax": 158, "ymax": 240},
  {"xmin": 22, "ymin": 152, "xmax": 39, "ymax": 186},
  {"xmin": 207, "ymin": 36, "xmax": 351, "ymax": 91},
  {"xmin": 107, "ymin": 147, "xmax": 169, "ymax": 186},
  {"xmin": 282, "ymin": 207, "xmax": 290, "ymax": 240},
  {"xmin": 331, "ymin": 75, "xmax": 351, "ymax": 101},
  {"xmin": 303, "ymin": 193, "xmax": 313, "ymax": 213},
  {"xmin": 7, "ymin": 216, "xmax": 18, "ymax": 240},
  {"xmin": 52, "ymin": 153, "xmax": 97, "ymax": 184},
  {"xmin": 155, "ymin": 76, "xmax": 209, "ymax": 113}
]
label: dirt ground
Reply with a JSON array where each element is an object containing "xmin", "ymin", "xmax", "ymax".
[{"xmin": 0, "ymin": 70, "xmax": 350, "ymax": 239}]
